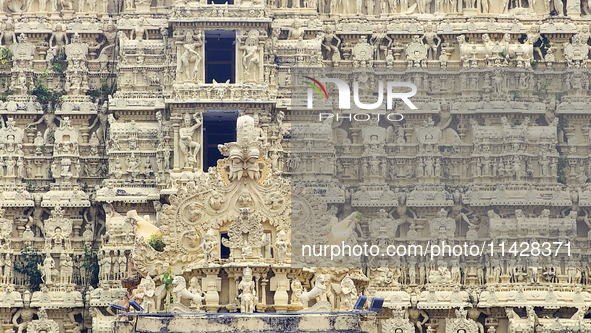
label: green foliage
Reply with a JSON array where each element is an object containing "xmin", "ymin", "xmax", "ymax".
[
  {"xmin": 356, "ymin": 211, "xmax": 364, "ymax": 224},
  {"xmin": 557, "ymin": 157, "xmax": 568, "ymax": 184},
  {"xmin": 31, "ymin": 83, "xmax": 63, "ymax": 112},
  {"xmin": 161, "ymin": 269, "xmax": 173, "ymax": 289},
  {"xmin": 14, "ymin": 245, "xmax": 43, "ymax": 292},
  {"xmin": 50, "ymin": 52, "xmax": 68, "ymax": 76},
  {"xmin": 86, "ymin": 79, "xmax": 117, "ymax": 103},
  {"xmin": 82, "ymin": 246, "xmax": 99, "ymax": 287},
  {"xmin": 557, "ymin": 117, "xmax": 568, "ymax": 132},
  {"xmin": 148, "ymin": 232, "xmax": 166, "ymax": 252},
  {"xmin": 0, "ymin": 48, "xmax": 12, "ymax": 65},
  {"xmin": 0, "ymin": 90, "xmax": 13, "ymax": 102},
  {"xmin": 537, "ymin": 79, "xmax": 551, "ymax": 93},
  {"xmin": 530, "ymin": 60, "xmax": 538, "ymax": 69},
  {"xmin": 160, "ymin": 268, "xmax": 174, "ymax": 306}
]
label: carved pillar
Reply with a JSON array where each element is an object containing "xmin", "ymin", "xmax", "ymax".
[
  {"xmin": 200, "ymin": 267, "xmax": 221, "ymax": 312},
  {"xmin": 223, "ymin": 267, "xmax": 242, "ymax": 311},
  {"xmin": 253, "ymin": 266, "xmax": 269, "ymax": 311},
  {"xmin": 173, "ymin": 123, "xmax": 180, "ymax": 171},
  {"xmin": 270, "ymin": 267, "xmax": 290, "ymax": 312}
]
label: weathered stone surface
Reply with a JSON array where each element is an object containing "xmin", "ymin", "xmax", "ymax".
[
  {"xmin": 114, "ymin": 313, "xmax": 372, "ymax": 333},
  {"xmin": 3, "ymin": 2, "xmax": 591, "ymax": 333}
]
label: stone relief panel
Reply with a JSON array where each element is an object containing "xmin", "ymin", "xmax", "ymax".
[{"xmin": 3, "ymin": 4, "xmax": 591, "ymax": 333}]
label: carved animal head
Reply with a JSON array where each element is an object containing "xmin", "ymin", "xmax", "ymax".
[
  {"xmin": 172, "ymin": 276, "xmax": 186, "ymax": 293},
  {"xmin": 315, "ymin": 274, "xmax": 325, "ymax": 288}
]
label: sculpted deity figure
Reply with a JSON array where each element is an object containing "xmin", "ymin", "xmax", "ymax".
[
  {"xmin": 12, "ymin": 293, "xmax": 36, "ymax": 333},
  {"xmin": 238, "ymin": 267, "xmax": 256, "ymax": 313},
  {"xmin": 60, "ymin": 253, "xmax": 73, "ymax": 284},
  {"xmin": 288, "ymin": 20, "xmax": 305, "ymax": 40},
  {"xmin": 1, "ymin": 254, "xmax": 11, "ymax": 283},
  {"xmin": 240, "ymin": 33, "xmax": 260, "ymax": 80},
  {"xmin": 290, "ymin": 279, "xmax": 303, "ymax": 305},
  {"xmin": 26, "ymin": 113, "xmax": 62, "ymax": 143},
  {"xmin": 370, "ymin": 24, "xmax": 392, "ymax": 61},
  {"xmin": 179, "ymin": 113, "xmax": 202, "ymax": 168},
  {"xmin": 1, "ymin": 20, "xmax": 16, "ymax": 47},
  {"xmin": 131, "ymin": 18, "xmax": 146, "ymax": 41},
  {"xmin": 198, "ymin": 229, "xmax": 216, "ymax": 264},
  {"xmin": 143, "ymin": 276, "xmax": 157, "ymax": 313},
  {"xmin": 38, "ymin": 253, "xmax": 55, "ymax": 285},
  {"xmin": 422, "ymin": 24, "xmax": 441, "ymax": 60},
  {"xmin": 407, "ymin": 293, "xmax": 429, "ymax": 333},
  {"xmin": 126, "ymin": 153, "xmax": 141, "ymax": 178},
  {"xmin": 338, "ymin": 275, "xmax": 357, "ymax": 311},
  {"xmin": 187, "ymin": 277, "xmax": 204, "ymax": 309},
  {"xmin": 322, "ymin": 26, "xmax": 341, "ymax": 67},
  {"xmin": 273, "ymin": 230, "xmax": 289, "ymax": 264},
  {"xmin": 84, "ymin": 102, "xmax": 109, "ymax": 144},
  {"xmin": 98, "ymin": 22, "xmax": 117, "ymax": 62},
  {"xmin": 177, "ymin": 31, "xmax": 204, "ymax": 83}
]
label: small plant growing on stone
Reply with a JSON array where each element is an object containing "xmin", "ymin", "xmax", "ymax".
[
  {"xmin": 160, "ymin": 268, "xmax": 174, "ymax": 307},
  {"xmin": 0, "ymin": 49, "xmax": 12, "ymax": 65},
  {"xmin": 82, "ymin": 246, "xmax": 99, "ymax": 287},
  {"xmin": 147, "ymin": 232, "xmax": 166, "ymax": 252},
  {"xmin": 14, "ymin": 245, "xmax": 43, "ymax": 292}
]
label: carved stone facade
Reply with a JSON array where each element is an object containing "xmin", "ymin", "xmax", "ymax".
[{"xmin": 1, "ymin": 2, "xmax": 591, "ymax": 333}]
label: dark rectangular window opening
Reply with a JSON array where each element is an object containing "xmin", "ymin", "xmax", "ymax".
[
  {"xmin": 208, "ymin": 0, "xmax": 234, "ymax": 3},
  {"xmin": 220, "ymin": 233, "xmax": 230, "ymax": 259},
  {"xmin": 205, "ymin": 30, "xmax": 235, "ymax": 83},
  {"xmin": 203, "ymin": 110, "xmax": 239, "ymax": 171}
]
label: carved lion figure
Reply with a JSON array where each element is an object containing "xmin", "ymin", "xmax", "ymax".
[
  {"xmin": 298, "ymin": 274, "xmax": 327, "ymax": 309},
  {"xmin": 172, "ymin": 276, "xmax": 204, "ymax": 310}
]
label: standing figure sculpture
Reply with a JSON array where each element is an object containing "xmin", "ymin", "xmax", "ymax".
[
  {"xmin": 238, "ymin": 267, "xmax": 256, "ymax": 313},
  {"xmin": 26, "ymin": 113, "xmax": 62, "ymax": 143},
  {"xmin": 240, "ymin": 30, "xmax": 260, "ymax": 79},
  {"xmin": 39, "ymin": 253, "xmax": 55, "ymax": 285},
  {"xmin": 177, "ymin": 31, "xmax": 204, "ymax": 83},
  {"xmin": 322, "ymin": 26, "xmax": 341, "ymax": 66},
  {"xmin": 370, "ymin": 24, "xmax": 393, "ymax": 61},
  {"xmin": 84, "ymin": 102, "xmax": 109, "ymax": 144},
  {"xmin": 179, "ymin": 113, "xmax": 202, "ymax": 168},
  {"xmin": 422, "ymin": 24, "xmax": 441, "ymax": 60}
]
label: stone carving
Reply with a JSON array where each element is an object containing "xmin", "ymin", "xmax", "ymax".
[
  {"xmin": 43, "ymin": 206, "xmax": 72, "ymax": 252},
  {"xmin": 218, "ymin": 115, "xmax": 267, "ymax": 181},
  {"xmin": 169, "ymin": 276, "xmax": 204, "ymax": 312},
  {"xmin": 26, "ymin": 309, "xmax": 59, "ymax": 333},
  {"xmin": 179, "ymin": 113, "xmax": 202, "ymax": 169},
  {"xmin": 237, "ymin": 267, "xmax": 256, "ymax": 313},
  {"xmin": 445, "ymin": 308, "xmax": 479, "ymax": 333},
  {"xmin": 240, "ymin": 30, "xmax": 261, "ymax": 82},
  {"xmin": 273, "ymin": 230, "xmax": 289, "ymax": 264},
  {"xmin": 352, "ymin": 36, "xmax": 373, "ymax": 67},
  {"xmin": 298, "ymin": 274, "xmax": 328, "ymax": 310},
  {"xmin": 564, "ymin": 34, "xmax": 590, "ymax": 68},
  {"xmin": 1, "ymin": 7, "xmax": 591, "ymax": 333},
  {"xmin": 383, "ymin": 307, "xmax": 414, "ymax": 333},
  {"xmin": 335, "ymin": 275, "xmax": 357, "ymax": 311},
  {"xmin": 222, "ymin": 208, "xmax": 264, "ymax": 260},
  {"xmin": 39, "ymin": 253, "xmax": 56, "ymax": 285},
  {"xmin": 176, "ymin": 30, "xmax": 204, "ymax": 83}
]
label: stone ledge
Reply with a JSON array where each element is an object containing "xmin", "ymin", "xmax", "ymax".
[{"xmin": 114, "ymin": 313, "xmax": 374, "ymax": 333}]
